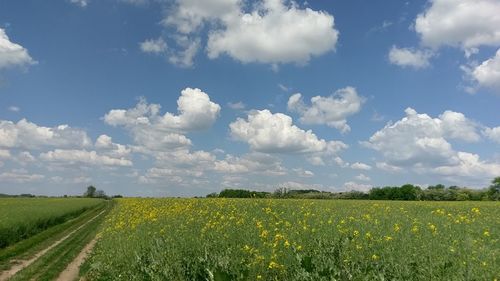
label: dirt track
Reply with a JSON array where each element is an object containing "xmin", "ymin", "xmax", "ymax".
[{"xmin": 0, "ymin": 210, "xmax": 105, "ymax": 281}]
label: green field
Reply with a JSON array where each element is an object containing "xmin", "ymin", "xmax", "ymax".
[
  {"xmin": 0, "ymin": 198, "xmax": 103, "ymax": 249},
  {"xmin": 84, "ymin": 198, "xmax": 499, "ymax": 280}
]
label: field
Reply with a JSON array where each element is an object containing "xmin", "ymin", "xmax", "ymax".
[
  {"xmin": 84, "ymin": 198, "xmax": 499, "ymax": 280},
  {"xmin": 0, "ymin": 198, "xmax": 103, "ymax": 248}
]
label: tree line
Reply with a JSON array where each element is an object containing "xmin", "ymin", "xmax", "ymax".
[{"xmin": 208, "ymin": 177, "xmax": 500, "ymax": 201}]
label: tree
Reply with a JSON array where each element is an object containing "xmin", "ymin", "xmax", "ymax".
[
  {"xmin": 487, "ymin": 177, "xmax": 500, "ymax": 200},
  {"xmin": 84, "ymin": 185, "xmax": 96, "ymax": 198}
]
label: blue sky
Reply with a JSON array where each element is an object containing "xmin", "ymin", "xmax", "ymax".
[{"xmin": 0, "ymin": 0, "xmax": 499, "ymax": 196}]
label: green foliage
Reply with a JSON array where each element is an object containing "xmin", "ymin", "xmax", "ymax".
[
  {"xmin": 85, "ymin": 199, "xmax": 500, "ymax": 280},
  {"xmin": 218, "ymin": 189, "xmax": 270, "ymax": 198},
  {"xmin": 0, "ymin": 198, "xmax": 102, "ymax": 248}
]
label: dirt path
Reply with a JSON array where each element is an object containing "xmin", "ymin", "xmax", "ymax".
[
  {"xmin": 0, "ymin": 210, "xmax": 105, "ymax": 281},
  {"xmin": 55, "ymin": 237, "xmax": 98, "ymax": 281}
]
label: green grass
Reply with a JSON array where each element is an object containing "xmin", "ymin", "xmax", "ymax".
[
  {"xmin": 0, "ymin": 201, "xmax": 107, "ymax": 271},
  {"xmin": 84, "ymin": 198, "xmax": 500, "ymax": 281},
  {"xmin": 0, "ymin": 198, "xmax": 103, "ymax": 248},
  {"xmin": 9, "ymin": 201, "xmax": 113, "ymax": 281}
]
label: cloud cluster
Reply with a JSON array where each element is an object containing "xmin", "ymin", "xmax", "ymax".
[
  {"xmin": 0, "ymin": 119, "xmax": 92, "ymax": 149},
  {"xmin": 0, "ymin": 28, "xmax": 36, "ymax": 70},
  {"xmin": 415, "ymin": 0, "xmax": 500, "ymax": 49},
  {"xmin": 230, "ymin": 109, "xmax": 347, "ymax": 155},
  {"xmin": 468, "ymin": 49, "xmax": 500, "ymax": 93},
  {"xmin": 388, "ymin": 46, "xmax": 433, "ymax": 69},
  {"xmin": 364, "ymin": 108, "xmax": 499, "ymax": 184},
  {"xmin": 159, "ymin": 0, "xmax": 339, "ymax": 66},
  {"xmin": 287, "ymin": 87, "xmax": 363, "ymax": 133},
  {"xmin": 104, "ymin": 88, "xmax": 220, "ymax": 152}
]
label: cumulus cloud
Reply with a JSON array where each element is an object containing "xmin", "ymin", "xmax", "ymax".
[
  {"xmin": 484, "ymin": 126, "xmax": 500, "ymax": 143},
  {"xmin": 95, "ymin": 135, "xmax": 131, "ymax": 158},
  {"xmin": 351, "ymin": 162, "xmax": 372, "ymax": 170},
  {"xmin": 415, "ymin": 0, "xmax": 500, "ymax": 49},
  {"xmin": 287, "ymin": 87, "xmax": 364, "ymax": 133},
  {"xmin": 214, "ymin": 152, "xmax": 287, "ymax": 176},
  {"xmin": 293, "ymin": 168, "xmax": 314, "ymax": 178},
  {"xmin": 467, "ymin": 49, "xmax": 500, "ymax": 93},
  {"xmin": 363, "ymin": 107, "xmax": 480, "ymax": 166},
  {"xmin": 140, "ymin": 38, "xmax": 167, "ymax": 54},
  {"xmin": 0, "ymin": 28, "xmax": 36, "ymax": 69},
  {"xmin": 0, "ymin": 171, "xmax": 44, "ymax": 183},
  {"xmin": 162, "ymin": 0, "xmax": 338, "ymax": 65},
  {"xmin": 104, "ymin": 88, "xmax": 220, "ymax": 152},
  {"xmin": 40, "ymin": 149, "xmax": 132, "ymax": 167},
  {"xmin": 388, "ymin": 46, "xmax": 433, "ymax": 69},
  {"xmin": 355, "ymin": 173, "xmax": 371, "ymax": 181},
  {"xmin": 344, "ymin": 181, "xmax": 372, "ymax": 192},
  {"xmin": 230, "ymin": 109, "xmax": 347, "ymax": 155},
  {"xmin": 0, "ymin": 119, "xmax": 92, "ymax": 149},
  {"xmin": 365, "ymin": 108, "xmax": 498, "ymax": 185}
]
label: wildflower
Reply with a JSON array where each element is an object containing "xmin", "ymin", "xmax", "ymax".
[
  {"xmin": 483, "ymin": 230, "xmax": 490, "ymax": 237},
  {"xmin": 372, "ymin": 254, "xmax": 379, "ymax": 261},
  {"xmin": 353, "ymin": 230, "xmax": 359, "ymax": 237},
  {"xmin": 393, "ymin": 223, "xmax": 401, "ymax": 232},
  {"xmin": 384, "ymin": 236, "xmax": 393, "ymax": 241}
]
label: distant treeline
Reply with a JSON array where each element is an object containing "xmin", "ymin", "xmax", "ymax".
[{"xmin": 207, "ymin": 177, "xmax": 500, "ymax": 201}]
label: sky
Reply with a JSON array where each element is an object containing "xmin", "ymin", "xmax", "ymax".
[{"xmin": 0, "ymin": 0, "xmax": 499, "ymax": 197}]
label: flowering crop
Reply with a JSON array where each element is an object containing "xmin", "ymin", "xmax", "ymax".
[{"xmin": 86, "ymin": 199, "xmax": 499, "ymax": 280}]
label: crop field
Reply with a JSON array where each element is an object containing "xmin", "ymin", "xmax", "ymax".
[
  {"xmin": 85, "ymin": 198, "xmax": 499, "ymax": 280},
  {"xmin": 0, "ymin": 198, "xmax": 104, "ymax": 249}
]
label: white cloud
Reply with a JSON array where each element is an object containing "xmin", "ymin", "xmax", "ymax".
[
  {"xmin": 365, "ymin": 108, "xmax": 498, "ymax": 185},
  {"xmin": 287, "ymin": 87, "xmax": 364, "ymax": 133},
  {"xmin": 344, "ymin": 181, "xmax": 372, "ymax": 192},
  {"xmin": 140, "ymin": 38, "xmax": 167, "ymax": 54},
  {"xmin": 0, "ymin": 119, "xmax": 92, "ymax": 149},
  {"xmin": 230, "ymin": 109, "xmax": 347, "ymax": 155},
  {"xmin": 214, "ymin": 152, "xmax": 286, "ymax": 176},
  {"xmin": 206, "ymin": 0, "xmax": 338, "ymax": 65},
  {"xmin": 351, "ymin": 162, "xmax": 372, "ymax": 170},
  {"xmin": 0, "ymin": 170, "xmax": 44, "ymax": 183},
  {"xmin": 0, "ymin": 28, "xmax": 36, "ymax": 69},
  {"xmin": 433, "ymin": 152, "xmax": 500, "ymax": 181},
  {"xmin": 164, "ymin": 0, "xmax": 338, "ymax": 65},
  {"xmin": 95, "ymin": 135, "xmax": 131, "ymax": 158},
  {"xmin": 376, "ymin": 162, "xmax": 403, "ymax": 172},
  {"xmin": 227, "ymin": 101, "xmax": 245, "ymax": 110},
  {"xmin": 104, "ymin": 88, "xmax": 220, "ymax": 152},
  {"xmin": 484, "ymin": 126, "xmax": 500, "ymax": 143},
  {"xmin": 415, "ymin": 0, "xmax": 500, "ymax": 49},
  {"xmin": 40, "ymin": 149, "xmax": 132, "ymax": 167},
  {"xmin": 469, "ymin": 49, "xmax": 500, "ymax": 93},
  {"xmin": 388, "ymin": 46, "xmax": 433, "ymax": 69},
  {"xmin": 70, "ymin": 0, "xmax": 88, "ymax": 7},
  {"xmin": 293, "ymin": 168, "xmax": 314, "ymax": 178},
  {"xmin": 363, "ymin": 107, "xmax": 481, "ymax": 167},
  {"xmin": 8, "ymin": 106, "xmax": 20, "ymax": 112},
  {"xmin": 167, "ymin": 35, "xmax": 200, "ymax": 68},
  {"xmin": 355, "ymin": 173, "xmax": 371, "ymax": 181}
]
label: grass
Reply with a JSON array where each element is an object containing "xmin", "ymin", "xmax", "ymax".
[
  {"xmin": 0, "ymin": 201, "xmax": 107, "ymax": 271},
  {"xmin": 9, "ymin": 200, "xmax": 113, "ymax": 281},
  {"xmin": 84, "ymin": 198, "xmax": 499, "ymax": 281},
  {"xmin": 0, "ymin": 198, "xmax": 104, "ymax": 248}
]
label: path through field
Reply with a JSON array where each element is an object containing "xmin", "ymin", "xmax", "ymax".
[
  {"xmin": 55, "ymin": 237, "xmax": 98, "ymax": 281},
  {"xmin": 0, "ymin": 210, "xmax": 105, "ymax": 281}
]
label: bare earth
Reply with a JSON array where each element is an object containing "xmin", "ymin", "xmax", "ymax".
[
  {"xmin": 0, "ymin": 210, "xmax": 105, "ymax": 281},
  {"xmin": 55, "ymin": 237, "xmax": 98, "ymax": 281}
]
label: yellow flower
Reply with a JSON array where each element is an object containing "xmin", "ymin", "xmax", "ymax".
[
  {"xmin": 483, "ymin": 230, "xmax": 490, "ymax": 237},
  {"xmin": 371, "ymin": 254, "xmax": 379, "ymax": 261},
  {"xmin": 384, "ymin": 236, "xmax": 393, "ymax": 241},
  {"xmin": 393, "ymin": 223, "xmax": 401, "ymax": 232}
]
